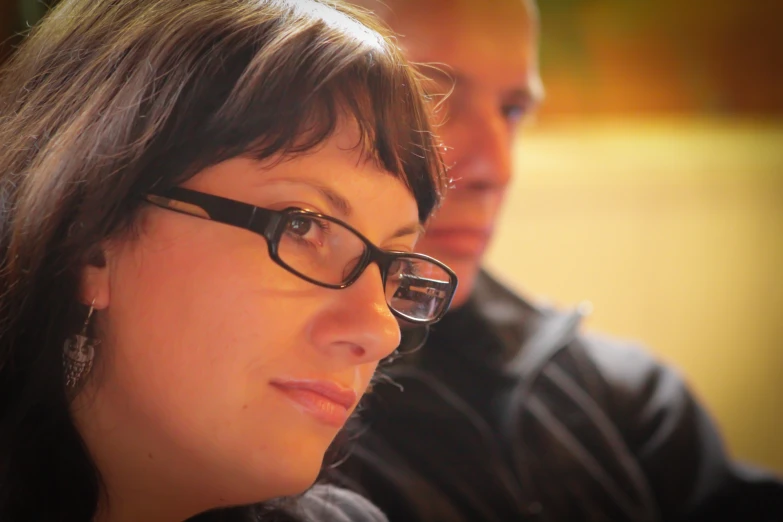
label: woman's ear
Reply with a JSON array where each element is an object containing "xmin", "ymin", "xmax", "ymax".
[{"xmin": 79, "ymin": 245, "xmax": 111, "ymax": 309}]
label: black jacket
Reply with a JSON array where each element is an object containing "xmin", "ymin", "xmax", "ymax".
[{"xmin": 331, "ymin": 271, "xmax": 783, "ymax": 522}]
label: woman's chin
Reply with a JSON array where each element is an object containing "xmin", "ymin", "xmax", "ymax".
[
  {"xmin": 272, "ymin": 466, "xmax": 322, "ymax": 499},
  {"xmin": 245, "ymin": 444, "xmax": 327, "ymax": 501}
]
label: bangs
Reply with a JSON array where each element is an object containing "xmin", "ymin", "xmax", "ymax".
[{"xmin": 141, "ymin": 2, "xmax": 445, "ymax": 222}]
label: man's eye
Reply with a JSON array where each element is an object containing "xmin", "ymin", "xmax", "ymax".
[{"xmin": 501, "ymin": 104, "xmax": 527, "ymax": 124}]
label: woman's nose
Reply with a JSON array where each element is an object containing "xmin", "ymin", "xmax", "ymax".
[{"xmin": 309, "ymin": 263, "xmax": 401, "ymax": 365}]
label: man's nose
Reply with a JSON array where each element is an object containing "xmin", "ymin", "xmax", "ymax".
[{"xmin": 445, "ymin": 99, "xmax": 514, "ymax": 191}]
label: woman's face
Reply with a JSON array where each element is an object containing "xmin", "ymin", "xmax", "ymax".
[{"xmin": 73, "ymin": 125, "xmax": 421, "ymax": 514}]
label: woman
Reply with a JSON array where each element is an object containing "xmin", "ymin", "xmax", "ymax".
[{"xmin": 0, "ymin": 0, "xmax": 457, "ymax": 521}]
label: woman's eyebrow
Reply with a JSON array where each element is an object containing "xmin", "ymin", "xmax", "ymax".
[
  {"xmin": 390, "ymin": 222, "xmax": 425, "ymax": 240},
  {"xmin": 317, "ymin": 184, "xmax": 423, "ymax": 240},
  {"xmin": 277, "ymin": 179, "xmax": 423, "ymax": 238},
  {"xmin": 312, "ymin": 183, "xmax": 353, "ymax": 218},
  {"xmin": 263, "ymin": 178, "xmax": 352, "ymax": 217}
]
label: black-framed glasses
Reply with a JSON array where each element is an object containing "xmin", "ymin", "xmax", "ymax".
[{"xmin": 144, "ymin": 187, "xmax": 458, "ymax": 324}]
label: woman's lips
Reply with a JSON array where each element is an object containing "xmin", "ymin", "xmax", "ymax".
[{"xmin": 269, "ymin": 379, "xmax": 357, "ymax": 428}]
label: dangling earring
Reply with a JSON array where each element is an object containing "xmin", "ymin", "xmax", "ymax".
[{"xmin": 63, "ymin": 298, "xmax": 99, "ymax": 391}]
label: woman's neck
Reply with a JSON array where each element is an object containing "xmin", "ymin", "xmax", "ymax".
[{"xmin": 94, "ymin": 482, "xmax": 209, "ymax": 522}]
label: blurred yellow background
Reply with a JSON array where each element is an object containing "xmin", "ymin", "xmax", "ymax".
[
  {"xmin": 477, "ymin": 0, "xmax": 783, "ymax": 475},
  {"xmin": 485, "ymin": 117, "xmax": 783, "ymax": 472}
]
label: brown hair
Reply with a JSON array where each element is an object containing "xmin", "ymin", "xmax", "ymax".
[{"xmin": 0, "ymin": 0, "xmax": 446, "ymax": 520}]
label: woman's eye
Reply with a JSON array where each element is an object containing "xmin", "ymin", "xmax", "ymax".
[
  {"xmin": 390, "ymin": 259, "xmax": 417, "ymax": 279},
  {"xmin": 284, "ymin": 216, "xmax": 328, "ymax": 248},
  {"xmin": 287, "ymin": 217, "xmax": 313, "ymax": 236}
]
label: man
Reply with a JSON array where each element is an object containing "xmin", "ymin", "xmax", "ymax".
[{"xmin": 329, "ymin": 1, "xmax": 783, "ymax": 521}]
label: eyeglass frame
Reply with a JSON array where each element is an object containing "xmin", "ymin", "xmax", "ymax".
[{"xmin": 143, "ymin": 186, "xmax": 458, "ymax": 324}]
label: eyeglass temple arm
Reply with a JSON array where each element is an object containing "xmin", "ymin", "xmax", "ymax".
[{"xmin": 145, "ymin": 188, "xmax": 279, "ymax": 236}]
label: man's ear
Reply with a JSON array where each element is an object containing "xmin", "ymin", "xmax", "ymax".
[{"xmin": 79, "ymin": 245, "xmax": 111, "ymax": 309}]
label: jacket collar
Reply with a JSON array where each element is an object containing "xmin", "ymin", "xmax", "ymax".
[{"xmin": 458, "ymin": 270, "xmax": 591, "ymax": 370}]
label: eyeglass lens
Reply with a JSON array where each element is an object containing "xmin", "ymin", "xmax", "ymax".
[{"xmin": 276, "ymin": 213, "xmax": 452, "ymax": 322}]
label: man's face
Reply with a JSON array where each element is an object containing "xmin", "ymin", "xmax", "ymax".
[{"xmin": 370, "ymin": 0, "xmax": 543, "ymax": 306}]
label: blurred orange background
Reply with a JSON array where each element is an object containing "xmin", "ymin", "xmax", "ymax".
[{"xmin": 2, "ymin": 0, "xmax": 781, "ymax": 472}]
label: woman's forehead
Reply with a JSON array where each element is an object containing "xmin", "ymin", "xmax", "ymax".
[
  {"xmin": 258, "ymin": 149, "xmax": 417, "ymax": 220},
  {"xmin": 188, "ymin": 144, "xmax": 419, "ymax": 234}
]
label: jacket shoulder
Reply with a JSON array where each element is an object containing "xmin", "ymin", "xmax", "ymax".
[{"xmin": 289, "ymin": 485, "xmax": 388, "ymax": 522}]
